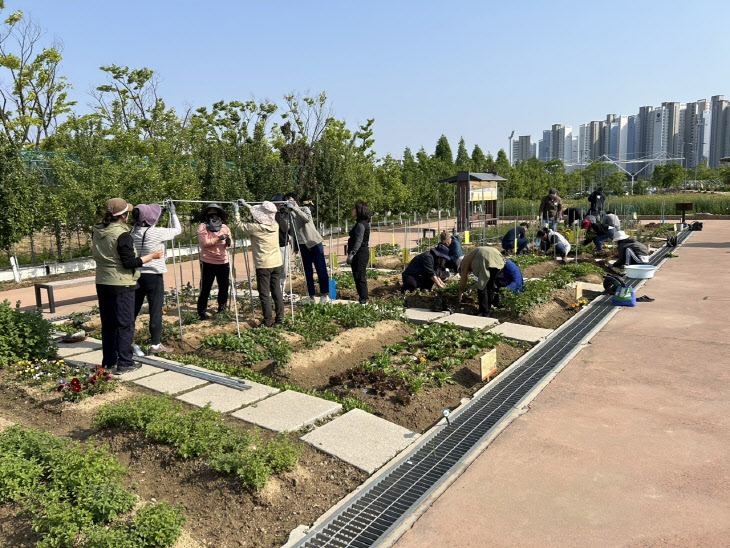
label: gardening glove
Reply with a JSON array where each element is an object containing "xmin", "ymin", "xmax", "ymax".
[
  {"xmin": 167, "ymin": 201, "xmax": 176, "ymax": 214},
  {"xmin": 238, "ymin": 199, "xmax": 251, "ymax": 209},
  {"xmin": 286, "ymin": 201, "xmax": 296, "ymax": 210},
  {"xmin": 224, "ymin": 235, "xmax": 232, "ymax": 246},
  {"xmin": 232, "ymin": 201, "xmax": 239, "ymax": 213},
  {"xmin": 346, "ymin": 252, "xmax": 354, "ymax": 265}
]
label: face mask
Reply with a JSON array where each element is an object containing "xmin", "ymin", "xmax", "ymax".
[{"xmin": 205, "ymin": 216, "xmax": 223, "ymax": 232}]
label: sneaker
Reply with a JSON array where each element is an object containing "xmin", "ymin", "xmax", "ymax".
[
  {"xmin": 114, "ymin": 362, "xmax": 142, "ymax": 375},
  {"xmin": 319, "ymin": 295, "xmax": 331, "ymax": 304},
  {"xmin": 148, "ymin": 343, "xmax": 173, "ymax": 355}
]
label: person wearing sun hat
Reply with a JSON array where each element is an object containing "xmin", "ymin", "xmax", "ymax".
[
  {"xmin": 196, "ymin": 203, "xmax": 232, "ymax": 319},
  {"xmin": 92, "ymin": 198, "xmax": 163, "ymax": 374},
  {"xmin": 130, "ymin": 200, "xmax": 181, "ymax": 354},
  {"xmin": 458, "ymin": 246, "xmax": 506, "ymax": 316},
  {"xmin": 401, "ymin": 243, "xmax": 450, "ymax": 293},
  {"xmin": 611, "ymin": 230, "xmax": 649, "ymax": 269},
  {"xmin": 234, "ymin": 199, "xmax": 284, "ymax": 327}
]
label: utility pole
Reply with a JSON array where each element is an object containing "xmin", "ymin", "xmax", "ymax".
[{"xmin": 508, "ymin": 130, "xmax": 515, "ymax": 165}]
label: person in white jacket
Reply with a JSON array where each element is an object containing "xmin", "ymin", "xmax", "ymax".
[{"xmin": 131, "ymin": 201, "xmax": 181, "ymax": 354}]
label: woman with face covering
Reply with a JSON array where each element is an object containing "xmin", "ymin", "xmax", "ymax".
[
  {"xmin": 196, "ymin": 203, "xmax": 232, "ymax": 320},
  {"xmin": 131, "ymin": 201, "xmax": 181, "ymax": 354},
  {"xmin": 92, "ymin": 198, "xmax": 163, "ymax": 374}
]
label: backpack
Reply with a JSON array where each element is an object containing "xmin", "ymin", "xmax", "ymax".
[
  {"xmin": 603, "ymin": 272, "xmax": 628, "ymax": 294},
  {"xmin": 612, "ymin": 285, "xmax": 636, "ymax": 307},
  {"xmin": 688, "ymin": 221, "xmax": 703, "ymax": 231},
  {"xmin": 666, "ymin": 235, "xmax": 678, "ymax": 247}
]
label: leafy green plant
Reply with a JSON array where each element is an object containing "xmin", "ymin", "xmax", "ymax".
[
  {"xmin": 179, "ymin": 310, "xmax": 201, "ymax": 325},
  {"xmin": 200, "ymin": 328, "xmax": 292, "ymax": 366},
  {"xmin": 130, "ymin": 501, "xmax": 186, "ymax": 547},
  {"xmin": 374, "ymin": 243, "xmax": 401, "ymax": 256},
  {"xmin": 69, "ymin": 311, "xmax": 90, "ymax": 328},
  {"xmin": 0, "ymin": 300, "xmax": 56, "ymax": 367}
]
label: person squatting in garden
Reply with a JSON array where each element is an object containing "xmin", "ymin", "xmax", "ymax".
[
  {"xmin": 284, "ymin": 193, "xmax": 330, "ymax": 304},
  {"xmin": 496, "ymin": 259, "xmax": 524, "ymax": 296},
  {"xmin": 130, "ymin": 201, "xmax": 181, "ymax": 354},
  {"xmin": 196, "ymin": 203, "xmax": 232, "ymax": 320},
  {"xmin": 234, "ymin": 200, "xmax": 284, "ymax": 327},
  {"xmin": 272, "ymin": 194, "xmax": 297, "ymax": 296},
  {"xmin": 501, "ymin": 222, "xmax": 530, "ymax": 255},
  {"xmin": 603, "ymin": 211, "xmax": 621, "ymax": 230},
  {"xmin": 563, "ymin": 207, "xmax": 584, "ymax": 227},
  {"xmin": 538, "ymin": 187, "xmax": 563, "ymax": 231},
  {"xmin": 458, "ymin": 246, "xmax": 505, "ymax": 317},
  {"xmin": 611, "ymin": 230, "xmax": 649, "ymax": 269},
  {"xmin": 536, "ymin": 228, "xmax": 571, "ymax": 260},
  {"xmin": 346, "ymin": 200, "xmax": 371, "ymax": 304},
  {"xmin": 439, "ymin": 230, "xmax": 464, "ymax": 271},
  {"xmin": 92, "ymin": 198, "xmax": 163, "ymax": 374},
  {"xmin": 400, "ymin": 244, "xmax": 450, "ymax": 293},
  {"xmin": 580, "ymin": 218, "xmax": 615, "ymax": 253},
  {"xmin": 588, "ymin": 186, "xmax": 606, "ymax": 216}
]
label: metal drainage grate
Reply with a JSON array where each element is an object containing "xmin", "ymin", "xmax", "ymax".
[{"xmin": 292, "ymin": 232, "xmax": 691, "ymax": 548}]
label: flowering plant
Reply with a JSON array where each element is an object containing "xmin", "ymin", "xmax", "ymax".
[
  {"xmin": 57, "ymin": 365, "xmax": 115, "ymax": 402},
  {"xmin": 14, "ymin": 358, "xmax": 84, "ymax": 386}
]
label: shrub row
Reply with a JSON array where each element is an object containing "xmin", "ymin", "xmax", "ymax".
[{"xmin": 0, "ymin": 300, "xmax": 56, "ymax": 367}]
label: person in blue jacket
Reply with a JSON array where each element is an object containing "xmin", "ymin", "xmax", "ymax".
[
  {"xmin": 501, "ymin": 222, "xmax": 530, "ymax": 255},
  {"xmin": 439, "ymin": 231, "xmax": 464, "ymax": 271},
  {"xmin": 492, "ymin": 259, "xmax": 523, "ymax": 308}
]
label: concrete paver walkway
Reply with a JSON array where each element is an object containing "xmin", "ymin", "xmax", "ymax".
[{"xmin": 393, "ymin": 221, "xmax": 730, "ymax": 547}]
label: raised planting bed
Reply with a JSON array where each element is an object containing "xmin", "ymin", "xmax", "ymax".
[{"xmin": 0, "ymin": 381, "xmax": 366, "ymax": 548}]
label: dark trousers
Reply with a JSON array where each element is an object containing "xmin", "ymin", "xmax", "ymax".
[
  {"xmin": 300, "ymin": 243, "xmax": 329, "ymax": 297},
  {"xmin": 502, "ymin": 237, "xmax": 530, "ymax": 254},
  {"xmin": 256, "ymin": 267, "xmax": 284, "ymax": 325},
  {"xmin": 401, "ymin": 274, "xmax": 434, "ymax": 293},
  {"xmin": 476, "ymin": 268, "xmax": 500, "ymax": 315},
  {"xmin": 351, "ymin": 247, "xmax": 369, "ymax": 303},
  {"xmin": 591, "ymin": 231, "xmax": 612, "ymax": 251},
  {"xmin": 97, "ymin": 286, "xmax": 136, "ymax": 368},
  {"xmin": 134, "ymin": 273, "xmax": 165, "ymax": 345},
  {"xmin": 198, "ymin": 261, "xmax": 229, "ymax": 316}
]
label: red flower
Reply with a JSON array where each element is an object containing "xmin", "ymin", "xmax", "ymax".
[{"xmin": 71, "ymin": 384, "xmax": 81, "ymax": 392}]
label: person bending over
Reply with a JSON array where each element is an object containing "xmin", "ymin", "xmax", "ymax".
[
  {"xmin": 501, "ymin": 222, "xmax": 530, "ymax": 255},
  {"xmin": 536, "ymin": 229, "xmax": 571, "ymax": 260},
  {"xmin": 458, "ymin": 246, "xmax": 505, "ymax": 317},
  {"xmin": 401, "ymin": 244, "xmax": 450, "ymax": 293}
]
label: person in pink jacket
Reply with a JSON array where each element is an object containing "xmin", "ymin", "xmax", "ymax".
[{"xmin": 196, "ymin": 203, "xmax": 232, "ymax": 320}]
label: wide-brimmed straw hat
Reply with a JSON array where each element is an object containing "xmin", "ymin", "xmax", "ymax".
[{"xmin": 251, "ymin": 201, "xmax": 278, "ymax": 226}]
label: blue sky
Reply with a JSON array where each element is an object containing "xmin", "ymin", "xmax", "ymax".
[{"xmin": 7, "ymin": 0, "xmax": 730, "ymax": 158}]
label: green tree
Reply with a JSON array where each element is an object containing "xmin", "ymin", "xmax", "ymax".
[
  {"xmin": 0, "ymin": 9, "xmax": 75, "ymax": 147},
  {"xmin": 455, "ymin": 137, "xmax": 470, "ymax": 170},
  {"xmin": 434, "ymin": 135, "xmax": 453, "ymax": 165},
  {"xmin": 0, "ymin": 133, "xmax": 36, "ymax": 256},
  {"xmin": 471, "ymin": 145, "xmax": 487, "ymax": 172}
]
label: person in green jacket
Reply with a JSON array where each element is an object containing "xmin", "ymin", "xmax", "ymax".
[
  {"xmin": 457, "ymin": 246, "xmax": 506, "ymax": 316},
  {"xmin": 92, "ymin": 198, "xmax": 162, "ymax": 374}
]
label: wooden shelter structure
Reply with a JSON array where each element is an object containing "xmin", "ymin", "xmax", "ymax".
[{"xmin": 438, "ymin": 171, "xmax": 506, "ymax": 233}]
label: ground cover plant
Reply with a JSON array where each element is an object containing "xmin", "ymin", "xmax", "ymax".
[
  {"xmin": 329, "ymin": 322, "xmax": 504, "ymax": 405},
  {"xmin": 0, "ymin": 425, "xmax": 185, "ymax": 548},
  {"xmin": 374, "ymin": 243, "xmax": 401, "ymax": 256},
  {"xmin": 92, "ymin": 394, "xmax": 300, "ymax": 491},
  {"xmin": 500, "ymin": 263, "xmax": 604, "ymax": 316}
]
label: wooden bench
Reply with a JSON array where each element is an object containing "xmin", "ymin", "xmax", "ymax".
[
  {"xmin": 422, "ymin": 228, "xmax": 436, "ymax": 239},
  {"xmin": 35, "ymin": 276, "xmax": 96, "ymax": 313}
]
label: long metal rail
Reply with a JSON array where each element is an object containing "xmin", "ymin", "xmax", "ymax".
[{"xmin": 291, "ymin": 229, "xmax": 691, "ymax": 548}]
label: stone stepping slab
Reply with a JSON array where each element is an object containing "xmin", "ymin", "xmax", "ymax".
[
  {"xmin": 176, "ymin": 382, "xmax": 279, "ymax": 413},
  {"xmin": 434, "ymin": 313, "xmax": 498, "ymax": 330},
  {"xmin": 405, "ymin": 308, "xmax": 451, "ymax": 324},
  {"xmin": 488, "ymin": 322, "xmax": 553, "ymax": 344},
  {"xmin": 56, "ymin": 337, "xmax": 102, "ymax": 358},
  {"xmin": 134, "ymin": 371, "xmax": 207, "ymax": 395},
  {"xmin": 231, "ymin": 390, "xmax": 341, "ymax": 432},
  {"xmin": 67, "ymin": 350, "xmax": 164, "ymax": 381},
  {"xmin": 301, "ymin": 409, "xmax": 419, "ymax": 474}
]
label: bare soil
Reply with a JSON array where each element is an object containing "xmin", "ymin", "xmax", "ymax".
[
  {"xmin": 340, "ymin": 341, "xmax": 528, "ymax": 433},
  {"xmin": 0, "ymin": 376, "xmax": 367, "ymax": 548}
]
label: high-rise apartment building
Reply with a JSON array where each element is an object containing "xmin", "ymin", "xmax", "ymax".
[
  {"xmin": 710, "ymin": 95, "xmax": 729, "ymax": 166},
  {"xmin": 634, "ymin": 106, "xmax": 654, "ymax": 163},
  {"xmin": 684, "ymin": 100, "xmax": 711, "ymax": 168},
  {"xmin": 538, "ymin": 130, "xmax": 551, "ymax": 161},
  {"xmin": 512, "ymin": 135, "xmax": 535, "ymax": 163}
]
